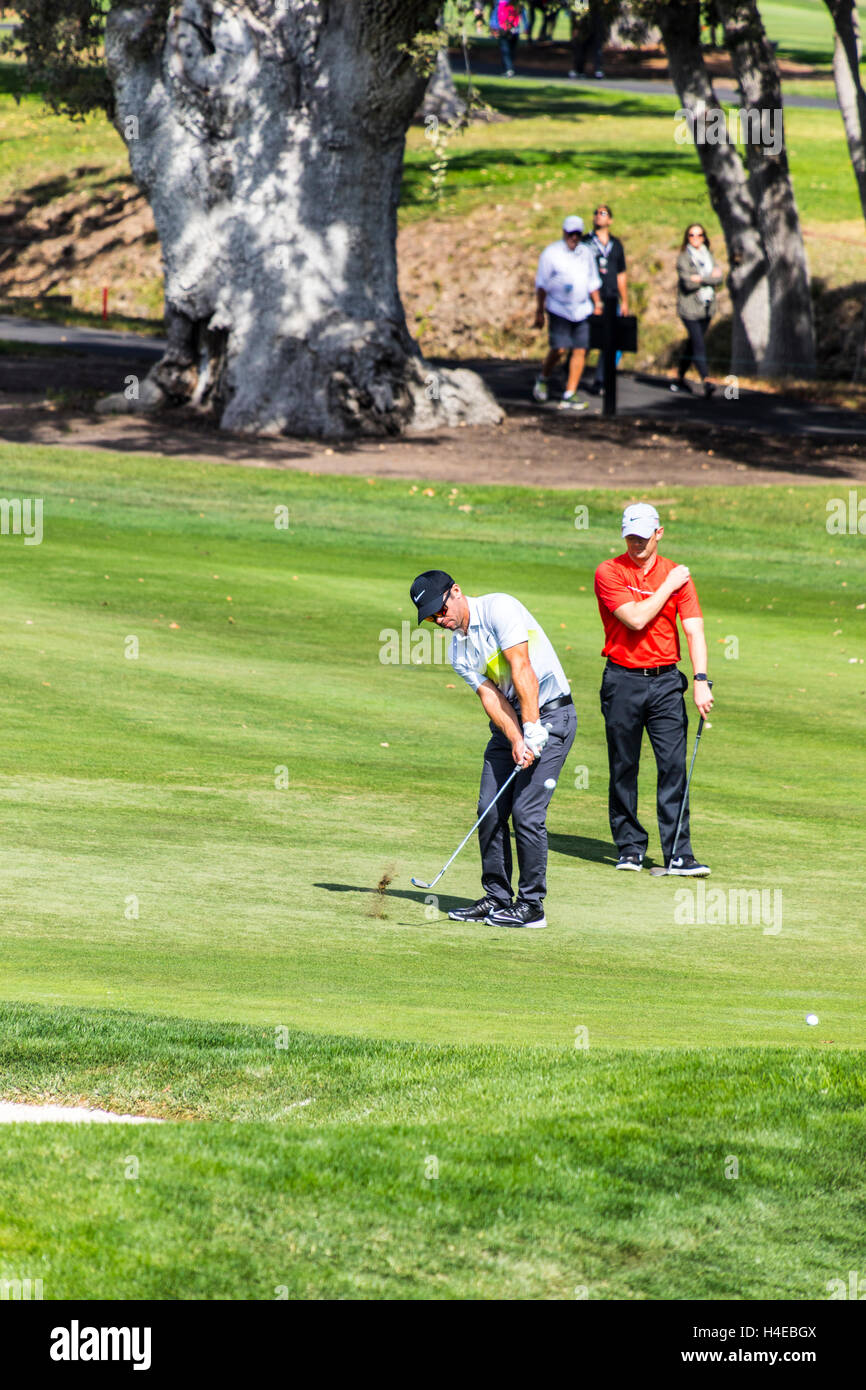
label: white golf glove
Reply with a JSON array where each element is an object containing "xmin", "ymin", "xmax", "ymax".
[{"xmin": 523, "ymin": 720, "xmax": 550, "ymax": 757}]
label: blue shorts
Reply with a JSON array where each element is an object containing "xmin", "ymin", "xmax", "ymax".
[{"xmin": 548, "ymin": 311, "xmax": 590, "ymax": 351}]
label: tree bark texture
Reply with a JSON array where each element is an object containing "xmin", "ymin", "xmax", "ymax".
[
  {"xmin": 422, "ymin": 46, "xmax": 466, "ymax": 123},
  {"xmin": 102, "ymin": 1, "xmax": 502, "ymax": 436},
  {"xmin": 656, "ymin": 0, "xmax": 815, "ymax": 376},
  {"xmin": 656, "ymin": 0, "xmax": 769, "ymax": 374},
  {"xmin": 825, "ymin": 0, "xmax": 866, "ymax": 222},
  {"xmin": 716, "ymin": 0, "xmax": 815, "ymax": 376}
]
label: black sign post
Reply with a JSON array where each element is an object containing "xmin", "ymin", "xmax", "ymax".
[
  {"xmin": 602, "ymin": 298, "xmax": 618, "ymax": 418},
  {"xmin": 589, "ymin": 311, "xmax": 639, "ymax": 417}
]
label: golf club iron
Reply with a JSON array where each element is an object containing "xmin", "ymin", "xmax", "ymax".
[
  {"xmin": 411, "ymin": 762, "xmax": 525, "ymax": 890},
  {"xmin": 650, "ymin": 681, "xmax": 712, "ymax": 877}
]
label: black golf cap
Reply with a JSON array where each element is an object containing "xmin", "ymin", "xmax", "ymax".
[{"xmin": 409, "ymin": 570, "xmax": 454, "ymax": 624}]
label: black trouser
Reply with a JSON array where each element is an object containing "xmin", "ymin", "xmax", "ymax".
[
  {"xmin": 599, "ymin": 663, "xmax": 694, "ymax": 862},
  {"xmin": 678, "ymin": 314, "xmax": 711, "ymax": 380},
  {"xmin": 498, "ymin": 31, "xmax": 519, "ymax": 71},
  {"xmin": 571, "ymin": 25, "xmax": 603, "ymax": 73},
  {"xmin": 477, "ymin": 703, "xmax": 576, "ymax": 908}
]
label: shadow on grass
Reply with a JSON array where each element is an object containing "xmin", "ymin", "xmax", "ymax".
[
  {"xmin": 547, "ymin": 833, "xmax": 617, "ymax": 866},
  {"xmin": 415, "ymin": 145, "xmax": 680, "ymax": 179},
  {"xmin": 0, "ymin": 169, "xmax": 157, "ymax": 310},
  {"xmin": 314, "ymin": 882, "xmax": 469, "ymax": 915},
  {"xmin": 401, "ymin": 144, "xmax": 700, "ymax": 211},
  {"xmin": 315, "ymin": 836, "xmax": 618, "ymax": 901},
  {"xmin": 462, "ymin": 75, "xmax": 679, "ymax": 121},
  {"xmin": 0, "ymin": 59, "xmax": 30, "ymax": 100}
]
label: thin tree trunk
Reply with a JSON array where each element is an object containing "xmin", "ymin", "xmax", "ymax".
[
  {"xmin": 656, "ymin": 0, "xmax": 815, "ymax": 376},
  {"xmin": 716, "ymin": 0, "xmax": 815, "ymax": 375},
  {"xmin": 655, "ymin": 1, "xmax": 768, "ymax": 374},
  {"xmin": 422, "ymin": 47, "xmax": 466, "ymax": 123},
  {"xmin": 825, "ymin": 0, "xmax": 866, "ymax": 221},
  {"xmin": 100, "ymin": 0, "xmax": 501, "ymax": 438}
]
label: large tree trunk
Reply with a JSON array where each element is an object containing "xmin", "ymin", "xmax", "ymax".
[
  {"xmin": 101, "ymin": 1, "xmax": 501, "ymax": 438},
  {"xmin": 655, "ymin": 0, "xmax": 814, "ymax": 376},
  {"xmin": 825, "ymin": 0, "xmax": 866, "ymax": 221},
  {"xmin": 716, "ymin": 0, "xmax": 815, "ymax": 375}
]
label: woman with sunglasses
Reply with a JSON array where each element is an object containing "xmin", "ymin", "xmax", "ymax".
[{"xmin": 672, "ymin": 224, "xmax": 723, "ymax": 397}]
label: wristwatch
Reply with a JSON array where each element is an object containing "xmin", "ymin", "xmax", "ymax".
[{"xmin": 694, "ymin": 673, "xmax": 708, "ymax": 682}]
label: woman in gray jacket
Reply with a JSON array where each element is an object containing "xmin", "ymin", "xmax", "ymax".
[{"xmin": 671, "ymin": 224, "xmax": 723, "ymax": 397}]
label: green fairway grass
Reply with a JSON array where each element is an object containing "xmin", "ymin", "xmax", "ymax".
[
  {"xmin": 1, "ymin": 1005, "xmax": 863, "ymax": 1300},
  {"xmin": 758, "ymin": 0, "xmax": 846, "ymax": 65},
  {"xmin": 0, "ymin": 445, "xmax": 862, "ymax": 1045},
  {"xmin": 0, "ymin": 444, "xmax": 863, "ymax": 1298}
]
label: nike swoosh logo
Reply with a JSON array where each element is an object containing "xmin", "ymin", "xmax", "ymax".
[{"xmin": 415, "ymin": 589, "xmax": 425, "ymax": 599}]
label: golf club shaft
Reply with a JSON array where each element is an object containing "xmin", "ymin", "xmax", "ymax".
[
  {"xmin": 417, "ymin": 761, "xmax": 525, "ymax": 890},
  {"xmin": 667, "ymin": 681, "xmax": 712, "ymax": 869}
]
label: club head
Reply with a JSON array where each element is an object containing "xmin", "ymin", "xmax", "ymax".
[
  {"xmin": 648, "ymin": 866, "xmax": 669, "ymax": 877},
  {"xmin": 410, "ymin": 877, "xmax": 430, "ymax": 889}
]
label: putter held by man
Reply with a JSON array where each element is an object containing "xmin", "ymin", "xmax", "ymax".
[
  {"xmin": 408, "ymin": 570, "xmax": 576, "ymax": 929},
  {"xmin": 649, "ymin": 686, "xmax": 712, "ymax": 876}
]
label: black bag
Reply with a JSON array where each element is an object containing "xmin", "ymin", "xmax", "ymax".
[{"xmin": 589, "ymin": 314, "xmax": 638, "ymax": 352}]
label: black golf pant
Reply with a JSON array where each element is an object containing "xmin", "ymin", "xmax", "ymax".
[
  {"xmin": 599, "ymin": 663, "xmax": 694, "ymax": 862},
  {"xmin": 477, "ymin": 704, "xmax": 576, "ymax": 909}
]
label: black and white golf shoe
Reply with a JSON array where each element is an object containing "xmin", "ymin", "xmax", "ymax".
[
  {"xmin": 615, "ymin": 852, "xmax": 644, "ymax": 871},
  {"xmin": 448, "ymin": 895, "xmax": 511, "ymax": 922},
  {"xmin": 484, "ymin": 900, "xmax": 547, "ymax": 929},
  {"xmin": 668, "ymin": 855, "xmax": 711, "ymax": 876}
]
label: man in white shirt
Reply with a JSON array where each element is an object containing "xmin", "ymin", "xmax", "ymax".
[
  {"xmin": 409, "ymin": 569, "xmax": 577, "ymax": 929},
  {"xmin": 533, "ymin": 214, "xmax": 603, "ymax": 410}
]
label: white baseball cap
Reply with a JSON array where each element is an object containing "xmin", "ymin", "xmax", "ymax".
[
  {"xmin": 562, "ymin": 215, "xmax": 584, "ymax": 233},
  {"xmin": 622, "ymin": 502, "xmax": 661, "ymax": 538}
]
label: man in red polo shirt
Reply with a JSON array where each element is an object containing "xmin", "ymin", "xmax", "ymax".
[{"xmin": 594, "ymin": 502, "xmax": 714, "ymax": 875}]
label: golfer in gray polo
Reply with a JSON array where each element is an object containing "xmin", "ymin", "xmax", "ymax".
[{"xmin": 409, "ymin": 569, "xmax": 576, "ymax": 929}]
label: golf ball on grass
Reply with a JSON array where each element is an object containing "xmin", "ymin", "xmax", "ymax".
[
  {"xmin": 544, "ymin": 778, "xmax": 557, "ymax": 790},
  {"xmin": 806, "ymin": 1013, "xmax": 819, "ymax": 1026}
]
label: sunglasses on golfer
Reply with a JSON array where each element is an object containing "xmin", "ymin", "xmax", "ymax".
[{"xmin": 427, "ymin": 586, "xmax": 453, "ymax": 620}]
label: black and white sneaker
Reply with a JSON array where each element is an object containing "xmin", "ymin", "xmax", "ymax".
[
  {"xmin": 448, "ymin": 894, "xmax": 511, "ymax": 922},
  {"xmin": 669, "ymin": 379, "xmax": 693, "ymax": 394},
  {"xmin": 615, "ymin": 852, "xmax": 644, "ymax": 871},
  {"xmin": 668, "ymin": 855, "xmax": 711, "ymax": 876},
  {"xmin": 484, "ymin": 899, "xmax": 547, "ymax": 929}
]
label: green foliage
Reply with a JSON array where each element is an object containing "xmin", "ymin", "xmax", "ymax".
[
  {"xmin": 0, "ymin": 0, "xmax": 114, "ymax": 117},
  {"xmin": 425, "ymin": 111, "xmax": 465, "ymax": 202}
]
